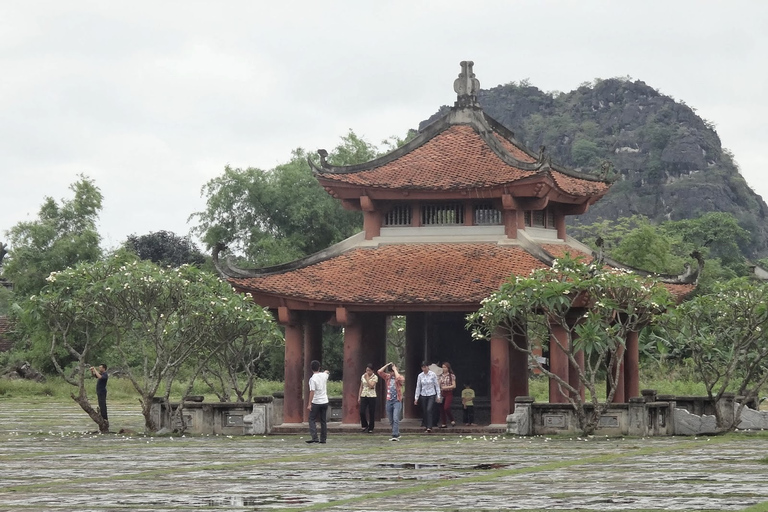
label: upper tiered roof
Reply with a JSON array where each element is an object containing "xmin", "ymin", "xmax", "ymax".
[{"xmin": 310, "ymin": 61, "xmax": 610, "ymax": 206}]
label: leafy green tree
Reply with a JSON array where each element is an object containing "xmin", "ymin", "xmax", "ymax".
[
  {"xmin": 660, "ymin": 278, "xmax": 768, "ymax": 430},
  {"xmin": 571, "ymin": 138, "xmax": 600, "ymax": 167},
  {"xmin": 2, "ymin": 176, "xmax": 102, "ymax": 298},
  {"xmin": 125, "ymin": 230, "xmax": 206, "ymax": 268},
  {"xmin": 660, "ymin": 212, "xmax": 751, "ymax": 271},
  {"xmin": 611, "ymin": 224, "xmax": 684, "ymax": 274},
  {"xmin": 192, "ymin": 131, "xmax": 384, "ymax": 266},
  {"xmin": 572, "ymin": 212, "xmax": 751, "ymax": 290},
  {"xmin": 468, "ymin": 256, "xmax": 673, "ymax": 435}
]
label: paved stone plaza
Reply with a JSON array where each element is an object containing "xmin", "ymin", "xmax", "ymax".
[{"xmin": 0, "ymin": 401, "xmax": 767, "ymax": 511}]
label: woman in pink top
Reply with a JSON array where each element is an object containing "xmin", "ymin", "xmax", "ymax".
[{"xmin": 438, "ymin": 362, "xmax": 456, "ymax": 428}]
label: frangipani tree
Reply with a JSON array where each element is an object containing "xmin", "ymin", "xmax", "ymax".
[
  {"xmin": 468, "ymin": 256, "xmax": 673, "ymax": 435},
  {"xmin": 93, "ymin": 257, "xmax": 279, "ymax": 431},
  {"xmin": 661, "ymin": 278, "xmax": 768, "ymax": 430},
  {"xmin": 27, "ymin": 253, "xmax": 280, "ymax": 432},
  {"xmin": 24, "ymin": 261, "xmax": 117, "ymax": 433}
]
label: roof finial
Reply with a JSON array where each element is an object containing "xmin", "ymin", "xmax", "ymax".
[{"xmin": 454, "ymin": 61, "xmax": 480, "ymax": 108}]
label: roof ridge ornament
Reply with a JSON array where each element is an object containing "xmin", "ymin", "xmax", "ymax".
[{"xmin": 453, "ymin": 60, "xmax": 481, "ymax": 108}]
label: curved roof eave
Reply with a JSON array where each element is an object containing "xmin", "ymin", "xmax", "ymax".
[{"xmin": 212, "ymin": 232, "xmax": 366, "ymax": 279}]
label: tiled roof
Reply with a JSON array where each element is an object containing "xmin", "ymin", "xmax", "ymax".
[
  {"xmin": 319, "ymin": 125, "xmax": 609, "ymax": 197},
  {"xmin": 228, "ymin": 240, "xmax": 695, "ymax": 306},
  {"xmin": 541, "ymin": 244, "xmax": 592, "ymax": 262},
  {"xmin": 231, "ymin": 243, "xmax": 547, "ymax": 305}
]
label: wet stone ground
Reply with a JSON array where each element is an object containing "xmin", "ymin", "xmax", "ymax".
[{"xmin": 1, "ymin": 401, "xmax": 767, "ymax": 511}]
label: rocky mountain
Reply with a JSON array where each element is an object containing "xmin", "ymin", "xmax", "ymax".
[{"xmin": 421, "ymin": 78, "xmax": 768, "ymax": 258}]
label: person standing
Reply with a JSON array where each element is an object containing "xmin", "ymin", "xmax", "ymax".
[
  {"xmin": 438, "ymin": 362, "xmax": 456, "ymax": 428},
  {"xmin": 462, "ymin": 382, "xmax": 475, "ymax": 425},
  {"xmin": 414, "ymin": 361, "xmax": 441, "ymax": 433},
  {"xmin": 306, "ymin": 360, "xmax": 330, "ymax": 444},
  {"xmin": 358, "ymin": 363, "xmax": 378, "ymax": 432},
  {"xmin": 90, "ymin": 364, "xmax": 109, "ymax": 424},
  {"xmin": 378, "ymin": 362, "xmax": 404, "ymax": 441}
]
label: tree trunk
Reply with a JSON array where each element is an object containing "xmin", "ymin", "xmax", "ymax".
[
  {"xmin": 139, "ymin": 397, "xmax": 157, "ymax": 432},
  {"xmin": 71, "ymin": 393, "xmax": 109, "ymax": 434}
]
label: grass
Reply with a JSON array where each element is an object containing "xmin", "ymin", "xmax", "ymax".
[
  {"xmin": 0, "ymin": 370, "xmax": 746, "ymax": 405},
  {"xmin": 0, "ymin": 375, "xmax": 343, "ymax": 403}
]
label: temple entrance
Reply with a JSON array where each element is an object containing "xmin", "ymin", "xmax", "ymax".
[{"xmin": 424, "ymin": 312, "xmax": 490, "ymax": 398}]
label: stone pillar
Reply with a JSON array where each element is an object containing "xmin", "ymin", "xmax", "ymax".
[
  {"xmin": 628, "ymin": 396, "xmax": 648, "ymax": 436},
  {"xmin": 508, "ymin": 396, "xmax": 534, "ymax": 435},
  {"xmin": 303, "ymin": 316, "xmax": 324, "ymax": 421},
  {"xmin": 490, "ymin": 327, "xmax": 511, "ymax": 425},
  {"xmin": 718, "ymin": 392, "xmax": 736, "ymax": 430},
  {"xmin": 404, "ymin": 313, "xmax": 425, "ymax": 419},
  {"xmin": 283, "ymin": 320, "xmax": 304, "ymax": 425},
  {"xmin": 624, "ymin": 330, "xmax": 640, "ymax": 400},
  {"xmin": 342, "ymin": 317, "xmax": 364, "ymax": 424},
  {"xmin": 548, "ymin": 322, "xmax": 569, "ymax": 404},
  {"xmin": 509, "ymin": 330, "xmax": 529, "ymax": 411}
]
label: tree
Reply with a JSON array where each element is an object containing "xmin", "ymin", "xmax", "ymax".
[
  {"xmin": 96, "ymin": 256, "xmax": 279, "ymax": 431},
  {"xmin": 468, "ymin": 256, "xmax": 674, "ymax": 435},
  {"xmin": 22, "ymin": 258, "xmax": 121, "ymax": 433},
  {"xmin": 26, "ymin": 252, "xmax": 280, "ymax": 432},
  {"xmin": 660, "ymin": 278, "xmax": 768, "ymax": 430},
  {"xmin": 200, "ymin": 314, "xmax": 282, "ymax": 403},
  {"xmin": 2, "ymin": 176, "xmax": 103, "ymax": 299},
  {"xmin": 611, "ymin": 224, "xmax": 683, "ymax": 274},
  {"xmin": 191, "ymin": 131, "xmax": 384, "ymax": 267},
  {"xmin": 125, "ymin": 230, "xmax": 206, "ymax": 268},
  {"xmin": 660, "ymin": 212, "xmax": 751, "ymax": 272}
]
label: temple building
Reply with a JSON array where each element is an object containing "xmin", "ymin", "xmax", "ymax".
[{"xmin": 213, "ymin": 61, "xmax": 698, "ymax": 427}]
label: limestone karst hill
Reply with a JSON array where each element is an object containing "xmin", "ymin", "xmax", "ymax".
[{"xmin": 421, "ymin": 78, "xmax": 768, "ymax": 258}]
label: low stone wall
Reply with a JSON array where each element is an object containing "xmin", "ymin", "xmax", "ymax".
[
  {"xmin": 508, "ymin": 393, "xmax": 768, "ymax": 436},
  {"xmin": 150, "ymin": 396, "xmax": 274, "ymax": 435}
]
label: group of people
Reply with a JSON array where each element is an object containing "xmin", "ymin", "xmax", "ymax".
[{"xmin": 305, "ymin": 359, "xmax": 476, "ymax": 443}]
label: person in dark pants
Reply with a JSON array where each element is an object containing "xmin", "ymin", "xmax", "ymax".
[
  {"xmin": 90, "ymin": 364, "xmax": 109, "ymax": 423},
  {"xmin": 306, "ymin": 360, "xmax": 330, "ymax": 444},
  {"xmin": 414, "ymin": 361, "xmax": 441, "ymax": 433},
  {"xmin": 358, "ymin": 363, "xmax": 378, "ymax": 432}
]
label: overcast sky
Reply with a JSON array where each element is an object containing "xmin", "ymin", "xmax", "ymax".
[{"xmin": 1, "ymin": 1, "xmax": 766, "ymax": 250}]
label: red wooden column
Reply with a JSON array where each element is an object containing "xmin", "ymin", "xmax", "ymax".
[
  {"xmin": 303, "ymin": 316, "xmax": 324, "ymax": 421},
  {"xmin": 404, "ymin": 313, "xmax": 425, "ymax": 419},
  {"xmin": 509, "ymin": 330, "xmax": 529, "ymax": 411},
  {"xmin": 338, "ymin": 307, "xmax": 364, "ymax": 424},
  {"xmin": 568, "ymin": 317, "xmax": 585, "ymax": 400},
  {"xmin": 362, "ymin": 313, "xmax": 387, "ymax": 421},
  {"xmin": 548, "ymin": 322, "xmax": 570, "ymax": 403},
  {"xmin": 279, "ymin": 307, "xmax": 304, "ymax": 424},
  {"xmin": 610, "ymin": 343, "xmax": 626, "ymax": 403},
  {"xmin": 569, "ymin": 350, "xmax": 585, "ymax": 400},
  {"xmin": 624, "ymin": 330, "xmax": 640, "ymax": 400},
  {"xmin": 490, "ymin": 327, "xmax": 511, "ymax": 425}
]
